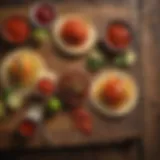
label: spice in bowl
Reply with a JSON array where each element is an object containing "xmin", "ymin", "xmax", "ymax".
[
  {"xmin": 30, "ymin": 2, "xmax": 56, "ymax": 27},
  {"xmin": 105, "ymin": 21, "xmax": 132, "ymax": 53},
  {"xmin": 1, "ymin": 16, "xmax": 30, "ymax": 44}
]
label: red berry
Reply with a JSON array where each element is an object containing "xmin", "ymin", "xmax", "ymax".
[
  {"xmin": 38, "ymin": 78, "xmax": 55, "ymax": 96},
  {"xmin": 19, "ymin": 120, "xmax": 36, "ymax": 137}
]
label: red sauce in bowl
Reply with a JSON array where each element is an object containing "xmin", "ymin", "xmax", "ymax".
[
  {"xmin": 61, "ymin": 19, "xmax": 88, "ymax": 46},
  {"xmin": 106, "ymin": 23, "xmax": 132, "ymax": 49},
  {"xmin": 34, "ymin": 3, "xmax": 55, "ymax": 25},
  {"xmin": 2, "ymin": 16, "xmax": 30, "ymax": 44}
]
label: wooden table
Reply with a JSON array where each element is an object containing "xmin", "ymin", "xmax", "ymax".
[{"xmin": 0, "ymin": 0, "xmax": 159, "ymax": 159}]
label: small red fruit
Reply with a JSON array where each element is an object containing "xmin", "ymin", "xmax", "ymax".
[
  {"xmin": 38, "ymin": 78, "xmax": 55, "ymax": 96},
  {"xmin": 18, "ymin": 120, "xmax": 36, "ymax": 137}
]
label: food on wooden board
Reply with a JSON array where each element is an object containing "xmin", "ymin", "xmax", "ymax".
[
  {"xmin": 17, "ymin": 105, "xmax": 43, "ymax": 138},
  {"xmin": 1, "ymin": 15, "xmax": 30, "ymax": 44},
  {"xmin": 32, "ymin": 29, "xmax": 50, "ymax": 43},
  {"xmin": 58, "ymin": 70, "xmax": 90, "ymax": 107},
  {"xmin": 0, "ymin": 49, "xmax": 46, "ymax": 89},
  {"xmin": 114, "ymin": 49, "xmax": 137, "ymax": 67},
  {"xmin": 30, "ymin": 2, "xmax": 56, "ymax": 27},
  {"xmin": 70, "ymin": 107, "xmax": 92, "ymax": 135},
  {"xmin": 86, "ymin": 49, "xmax": 106, "ymax": 72},
  {"xmin": 90, "ymin": 69, "xmax": 138, "ymax": 117},
  {"xmin": 105, "ymin": 20, "xmax": 132, "ymax": 53},
  {"xmin": 52, "ymin": 15, "xmax": 97, "ymax": 56}
]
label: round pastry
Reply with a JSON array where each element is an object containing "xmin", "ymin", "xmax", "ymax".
[
  {"xmin": 90, "ymin": 69, "xmax": 138, "ymax": 117},
  {"xmin": 58, "ymin": 70, "xmax": 90, "ymax": 107},
  {"xmin": 0, "ymin": 48, "xmax": 46, "ymax": 92},
  {"xmin": 52, "ymin": 15, "xmax": 97, "ymax": 56}
]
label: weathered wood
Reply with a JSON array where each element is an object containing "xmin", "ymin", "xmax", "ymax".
[
  {"xmin": 0, "ymin": 3, "xmax": 143, "ymax": 149},
  {"xmin": 142, "ymin": 0, "xmax": 160, "ymax": 160}
]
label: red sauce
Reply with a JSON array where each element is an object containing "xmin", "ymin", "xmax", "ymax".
[
  {"xmin": 61, "ymin": 19, "xmax": 88, "ymax": 46},
  {"xmin": 103, "ymin": 78, "xmax": 127, "ymax": 106},
  {"xmin": 35, "ymin": 3, "xmax": 54, "ymax": 25},
  {"xmin": 2, "ymin": 16, "xmax": 30, "ymax": 44},
  {"xmin": 19, "ymin": 120, "xmax": 36, "ymax": 137},
  {"xmin": 106, "ymin": 23, "xmax": 131, "ymax": 49},
  {"xmin": 38, "ymin": 78, "xmax": 55, "ymax": 96}
]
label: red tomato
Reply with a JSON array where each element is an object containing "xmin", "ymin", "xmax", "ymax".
[
  {"xmin": 38, "ymin": 78, "xmax": 55, "ymax": 96},
  {"xmin": 70, "ymin": 108, "xmax": 92, "ymax": 135},
  {"xmin": 107, "ymin": 23, "xmax": 131, "ymax": 49},
  {"xmin": 19, "ymin": 120, "xmax": 36, "ymax": 137},
  {"xmin": 61, "ymin": 19, "xmax": 88, "ymax": 45},
  {"xmin": 4, "ymin": 16, "xmax": 30, "ymax": 43},
  {"xmin": 103, "ymin": 78, "xmax": 126, "ymax": 106}
]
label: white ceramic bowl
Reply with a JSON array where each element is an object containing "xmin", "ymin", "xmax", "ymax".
[{"xmin": 51, "ymin": 14, "xmax": 97, "ymax": 56}]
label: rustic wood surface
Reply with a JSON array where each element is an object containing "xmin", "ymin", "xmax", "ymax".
[
  {"xmin": 0, "ymin": 2, "xmax": 144, "ymax": 150},
  {"xmin": 1, "ymin": 0, "xmax": 160, "ymax": 159}
]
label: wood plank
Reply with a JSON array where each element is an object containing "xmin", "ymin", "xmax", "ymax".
[{"xmin": 0, "ymin": 1, "xmax": 143, "ymax": 150}]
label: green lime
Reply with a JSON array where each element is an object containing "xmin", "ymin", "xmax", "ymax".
[
  {"xmin": 32, "ymin": 29, "xmax": 49, "ymax": 42},
  {"xmin": 48, "ymin": 98, "xmax": 62, "ymax": 112}
]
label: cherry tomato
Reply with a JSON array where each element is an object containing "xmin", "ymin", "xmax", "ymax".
[
  {"xmin": 18, "ymin": 120, "xmax": 36, "ymax": 137},
  {"xmin": 38, "ymin": 78, "xmax": 55, "ymax": 96}
]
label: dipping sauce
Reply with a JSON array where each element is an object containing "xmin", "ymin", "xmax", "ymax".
[
  {"xmin": 34, "ymin": 3, "xmax": 55, "ymax": 26},
  {"xmin": 61, "ymin": 19, "xmax": 88, "ymax": 46},
  {"xmin": 2, "ymin": 16, "xmax": 30, "ymax": 44},
  {"xmin": 106, "ymin": 22, "xmax": 132, "ymax": 49}
]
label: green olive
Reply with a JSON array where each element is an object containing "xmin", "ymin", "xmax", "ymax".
[
  {"xmin": 32, "ymin": 29, "xmax": 49, "ymax": 42},
  {"xmin": 48, "ymin": 98, "xmax": 62, "ymax": 112}
]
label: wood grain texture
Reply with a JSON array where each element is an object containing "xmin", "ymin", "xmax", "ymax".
[
  {"xmin": 0, "ymin": 3, "xmax": 144, "ymax": 149},
  {"xmin": 142, "ymin": 0, "xmax": 160, "ymax": 159}
]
